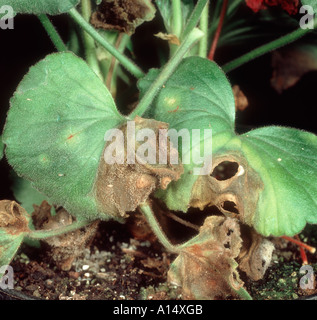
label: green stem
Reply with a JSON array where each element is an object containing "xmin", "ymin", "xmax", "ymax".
[
  {"xmin": 81, "ymin": 0, "xmax": 103, "ymax": 79},
  {"xmin": 68, "ymin": 7, "xmax": 144, "ymax": 79},
  {"xmin": 172, "ymin": 0, "xmax": 183, "ymax": 38},
  {"xmin": 27, "ymin": 219, "xmax": 92, "ymax": 240},
  {"xmin": 198, "ymin": 1, "xmax": 209, "ymax": 58},
  {"xmin": 129, "ymin": 28, "xmax": 204, "ymax": 119},
  {"xmin": 139, "ymin": 203, "xmax": 180, "ymax": 253},
  {"xmin": 38, "ymin": 14, "xmax": 67, "ymax": 52},
  {"xmin": 181, "ymin": 0, "xmax": 209, "ymax": 41},
  {"xmin": 223, "ymin": 24, "xmax": 316, "ymax": 73}
]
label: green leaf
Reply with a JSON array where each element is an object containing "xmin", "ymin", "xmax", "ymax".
[
  {"xmin": 139, "ymin": 56, "xmax": 236, "ymax": 212},
  {"xmin": 0, "ymin": 0, "xmax": 79, "ymax": 16},
  {"xmin": 142, "ymin": 56, "xmax": 317, "ymax": 237},
  {"xmin": 3, "ymin": 52, "xmax": 126, "ymax": 221},
  {"xmin": 238, "ymin": 126, "xmax": 317, "ymax": 237}
]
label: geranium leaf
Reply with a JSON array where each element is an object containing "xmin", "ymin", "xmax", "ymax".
[
  {"xmin": 238, "ymin": 126, "xmax": 317, "ymax": 236},
  {"xmin": 3, "ymin": 52, "xmax": 126, "ymax": 221},
  {"xmin": 139, "ymin": 56, "xmax": 236, "ymax": 212},
  {"xmin": 0, "ymin": 0, "xmax": 80, "ymax": 16}
]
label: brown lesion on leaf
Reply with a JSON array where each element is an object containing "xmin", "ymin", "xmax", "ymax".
[
  {"xmin": 190, "ymin": 152, "xmax": 264, "ymax": 227},
  {"xmin": 32, "ymin": 201, "xmax": 99, "ymax": 271},
  {"xmin": 91, "ymin": 0, "xmax": 156, "ymax": 35},
  {"xmin": 168, "ymin": 216, "xmax": 246, "ymax": 299},
  {"xmin": 0, "ymin": 200, "xmax": 30, "ymax": 236},
  {"xmin": 94, "ymin": 116, "xmax": 184, "ymax": 218}
]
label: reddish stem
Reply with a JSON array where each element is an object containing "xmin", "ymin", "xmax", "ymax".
[
  {"xmin": 282, "ymin": 235, "xmax": 316, "ymax": 254},
  {"xmin": 295, "ymin": 235, "xmax": 308, "ymax": 265},
  {"xmin": 208, "ymin": 0, "xmax": 229, "ymax": 60}
]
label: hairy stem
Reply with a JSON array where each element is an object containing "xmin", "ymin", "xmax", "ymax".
[
  {"xmin": 223, "ymin": 23, "xmax": 316, "ymax": 73},
  {"xmin": 129, "ymin": 27, "xmax": 204, "ymax": 119},
  {"xmin": 27, "ymin": 219, "xmax": 92, "ymax": 240},
  {"xmin": 81, "ymin": 0, "xmax": 102, "ymax": 79},
  {"xmin": 172, "ymin": 0, "xmax": 183, "ymax": 38},
  {"xmin": 181, "ymin": 0, "xmax": 209, "ymax": 41},
  {"xmin": 139, "ymin": 203, "xmax": 181, "ymax": 253},
  {"xmin": 68, "ymin": 7, "xmax": 144, "ymax": 79},
  {"xmin": 38, "ymin": 14, "xmax": 67, "ymax": 52},
  {"xmin": 198, "ymin": 1, "xmax": 209, "ymax": 58},
  {"xmin": 208, "ymin": 0, "xmax": 228, "ymax": 60}
]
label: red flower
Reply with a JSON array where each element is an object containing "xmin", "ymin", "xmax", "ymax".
[
  {"xmin": 246, "ymin": 0, "xmax": 299, "ymax": 15},
  {"xmin": 245, "ymin": 0, "xmax": 266, "ymax": 13}
]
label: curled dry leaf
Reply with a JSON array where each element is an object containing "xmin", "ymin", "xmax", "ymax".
[
  {"xmin": 94, "ymin": 116, "xmax": 184, "ymax": 218},
  {"xmin": 91, "ymin": 0, "xmax": 156, "ymax": 35},
  {"xmin": 168, "ymin": 216, "xmax": 249, "ymax": 300},
  {"xmin": 190, "ymin": 153, "xmax": 263, "ymax": 228},
  {"xmin": 32, "ymin": 201, "xmax": 99, "ymax": 271},
  {"xmin": 0, "ymin": 200, "xmax": 30, "ymax": 266},
  {"xmin": 154, "ymin": 32, "xmax": 181, "ymax": 46},
  {"xmin": 0, "ymin": 200, "xmax": 30, "ymax": 236}
]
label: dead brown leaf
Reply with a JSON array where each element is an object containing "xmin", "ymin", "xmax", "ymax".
[
  {"xmin": 168, "ymin": 216, "xmax": 247, "ymax": 300},
  {"xmin": 94, "ymin": 116, "xmax": 184, "ymax": 218},
  {"xmin": 0, "ymin": 200, "xmax": 30, "ymax": 236},
  {"xmin": 154, "ymin": 32, "xmax": 180, "ymax": 45},
  {"xmin": 91, "ymin": 0, "xmax": 156, "ymax": 35}
]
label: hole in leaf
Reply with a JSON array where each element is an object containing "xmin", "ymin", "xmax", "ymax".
[
  {"xmin": 211, "ymin": 161, "xmax": 239, "ymax": 180},
  {"xmin": 222, "ymin": 201, "xmax": 239, "ymax": 215}
]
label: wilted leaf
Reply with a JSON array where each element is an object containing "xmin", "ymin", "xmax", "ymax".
[
  {"xmin": 91, "ymin": 0, "xmax": 156, "ymax": 35},
  {"xmin": 0, "ymin": 0, "xmax": 79, "ymax": 16},
  {"xmin": 2, "ymin": 52, "xmax": 126, "ymax": 222},
  {"xmin": 168, "ymin": 216, "xmax": 251, "ymax": 300},
  {"xmin": 0, "ymin": 200, "xmax": 30, "ymax": 266},
  {"xmin": 32, "ymin": 201, "xmax": 99, "ymax": 271},
  {"xmin": 94, "ymin": 116, "xmax": 183, "ymax": 218},
  {"xmin": 271, "ymin": 43, "xmax": 317, "ymax": 93}
]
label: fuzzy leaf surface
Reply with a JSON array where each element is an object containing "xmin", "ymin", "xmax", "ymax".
[
  {"xmin": 139, "ymin": 56, "xmax": 236, "ymax": 212},
  {"xmin": 0, "ymin": 0, "xmax": 79, "ymax": 15},
  {"xmin": 3, "ymin": 52, "xmax": 125, "ymax": 221}
]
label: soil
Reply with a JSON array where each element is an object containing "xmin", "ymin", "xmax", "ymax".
[{"xmin": 3, "ymin": 217, "xmax": 317, "ymax": 301}]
